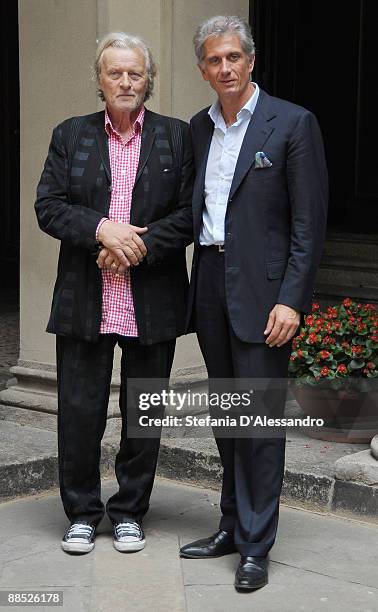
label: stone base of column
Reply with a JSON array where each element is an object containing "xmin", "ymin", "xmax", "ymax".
[
  {"xmin": 0, "ymin": 361, "xmax": 208, "ymax": 417},
  {"xmin": 0, "ymin": 360, "xmax": 121, "ymax": 417}
]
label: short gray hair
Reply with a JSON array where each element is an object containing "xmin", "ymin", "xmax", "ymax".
[
  {"xmin": 193, "ymin": 15, "xmax": 255, "ymax": 64},
  {"xmin": 94, "ymin": 32, "xmax": 156, "ymax": 102}
]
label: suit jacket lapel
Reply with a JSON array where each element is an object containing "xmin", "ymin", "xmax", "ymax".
[
  {"xmin": 94, "ymin": 116, "xmax": 111, "ymax": 184},
  {"xmin": 135, "ymin": 110, "xmax": 156, "ymax": 185},
  {"xmin": 229, "ymin": 90, "xmax": 276, "ymax": 200},
  {"xmin": 193, "ymin": 113, "xmax": 213, "ymax": 242}
]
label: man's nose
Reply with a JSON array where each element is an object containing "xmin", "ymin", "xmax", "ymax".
[
  {"xmin": 120, "ymin": 72, "xmax": 131, "ymax": 88},
  {"xmin": 220, "ymin": 59, "xmax": 231, "ymax": 73}
]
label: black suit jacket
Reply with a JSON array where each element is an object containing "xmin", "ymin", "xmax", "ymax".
[
  {"xmin": 35, "ymin": 109, "xmax": 194, "ymax": 345},
  {"xmin": 187, "ymin": 89, "xmax": 328, "ymax": 342}
]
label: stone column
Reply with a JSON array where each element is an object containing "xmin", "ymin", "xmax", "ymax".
[{"xmin": 1, "ymin": 0, "xmax": 249, "ymax": 413}]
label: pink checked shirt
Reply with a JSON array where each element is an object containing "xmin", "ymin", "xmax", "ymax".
[{"xmin": 97, "ymin": 106, "xmax": 145, "ymax": 337}]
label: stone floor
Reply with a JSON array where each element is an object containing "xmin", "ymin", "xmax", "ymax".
[{"xmin": 0, "ymin": 478, "xmax": 377, "ymax": 612}]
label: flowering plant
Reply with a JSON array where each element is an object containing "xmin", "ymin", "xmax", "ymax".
[{"xmin": 289, "ymin": 298, "xmax": 378, "ymax": 388}]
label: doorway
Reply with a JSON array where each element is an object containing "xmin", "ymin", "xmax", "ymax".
[
  {"xmin": 0, "ymin": 1, "xmax": 20, "ymax": 384},
  {"xmin": 250, "ymin": 0, "xmax": 378, "ymax": 233}
]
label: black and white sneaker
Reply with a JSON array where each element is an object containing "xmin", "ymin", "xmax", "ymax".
[
  {"xmin": 61, "ymin": 522, "xmax": 96, "ymax": 554},
  {"xmin": 113, "ymin": 521, "xmax": 145, "ymax": 552}
]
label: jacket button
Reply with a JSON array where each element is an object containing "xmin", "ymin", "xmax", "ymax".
[{"xmin": 108, "ymin": 185, "xmax": 112, "ymax": 193}]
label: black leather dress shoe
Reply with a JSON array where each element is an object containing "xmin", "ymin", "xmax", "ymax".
[
  {"xmin": 180, "ymin": 529, "xmax": 236, "ymax": 559},
  {"xmin": 234, "ymin": 556, "xmax": 268, "ymax": 591}
]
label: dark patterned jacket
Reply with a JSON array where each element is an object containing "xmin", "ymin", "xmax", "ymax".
[{"xmin": 35, "ymin": 109, "xmax": 194, "ymax": 345}]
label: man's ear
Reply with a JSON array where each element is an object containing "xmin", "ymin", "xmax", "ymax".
[
  {"xmin": 249, "ymin": 54, "xmax": 255, "ymax": 75},
  {"xmin": 198, "ymin": 62, "xmax": 209, "ymax": 82}
]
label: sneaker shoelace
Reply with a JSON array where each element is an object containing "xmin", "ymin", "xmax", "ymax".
[
  {"xmin": 115, "ymin": 522, "xmax": 142, "ymax": 539},
  {"xmin": 66, "ymin": 524, "xmax": 93, "ymax": 540}
]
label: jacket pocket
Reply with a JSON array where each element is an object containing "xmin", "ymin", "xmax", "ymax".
[{"xmin": 266, "ymin": 260, "xmax": 287, "ymax": 279}]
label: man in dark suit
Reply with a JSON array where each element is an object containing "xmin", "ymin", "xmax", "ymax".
[
  {"xmin": 35, "ymin": 32, "xmax": 193, "ymax": 555},
  {"xmin": 179, "ymin": 16, "xmax": 328, "ymax": 591}
]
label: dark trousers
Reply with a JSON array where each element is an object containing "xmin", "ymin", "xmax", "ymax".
[
  {"xmin": 195, "ymin": 248, "xmax": 292, "ymax": 557},
  {"xmin": 56, "ymin": 334, "xmax": 175, "ymax": 527}
]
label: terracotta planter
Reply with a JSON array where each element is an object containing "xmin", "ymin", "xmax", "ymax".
[{"xmin": 291, "ymin": 386, "xmax": 378, "ymax": 443}]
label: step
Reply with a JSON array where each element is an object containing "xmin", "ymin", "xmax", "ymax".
[
  {"xmin": 314, "ymin": 282, "xmax": 378, "ymax": 304},
  {"xmin": 316, "ymin": 265, "xmax": 378, "ymax": 287},
  {"xmin": 320, "ymin": 255, "xmax": 378, "ymax": 271},
  {"xmin": 322, "ymin": 234, "xmax": 378, "ymax": 260},
  {"xmin": 0, "ymin": 403, "xmax": 376, "ymax": 522}
]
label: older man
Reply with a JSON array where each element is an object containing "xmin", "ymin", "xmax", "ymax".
[
  {"xmin": 180, "ymin": 16, "xmax": 328, "ymax": 591},
  {"xmin": 35, "ymin": 32, "xmax": 193, "ymax": 554}
]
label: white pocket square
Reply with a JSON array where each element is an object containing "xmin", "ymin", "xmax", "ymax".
[{"xmin": 254, "ymin": 151, "xmax": 272, "ymax": 168}]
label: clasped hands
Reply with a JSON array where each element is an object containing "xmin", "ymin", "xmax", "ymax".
[
  {"xmin": 96, "ymin": 221, "xmax": 299, "ymax": 347},
  {"xmin": 96, "ymin": 220, "xmax": 148, "ymax": 275}
]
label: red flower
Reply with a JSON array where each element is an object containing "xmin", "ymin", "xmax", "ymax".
[
  {"xmin": 320, "ymin": 366, "xmax": 330, "ymax": 377},
  {"xmin": 290, "ymin": 355, "xmax": 295, "ymax": 362},
  {"xmin": 322, "ymin": 335, "xmax": 335, "ymax": 346},
  {"xmin": 308, "ymin": 333, "xmax": 318, "ymax": 344},
  {"xmin": 305, "ymin": 315, "xmax": 315, "ymax": 326},
  {"xmin": 312, "ymin": 302, "xmax": 320, "ymax": 311},
  {"xmin": 319, "ymin": 350, "xmax": 330, "ymax": 359},
  {"xmin": 364, "ymin": 304, "xmax": 376, "ymax": 313},
  {"xmin": 297, "ymin": 349, "xmax": 303, "ymax": 358},
  {"xmin": 367, "ymin": 362, "xmax": 375, "ymax": 370},
  {"xmin": 343, "ymin": 298, "xmax": 353, "ymax": 308},
  {"xmin": 351, "ymin": 345, "xmax": 363, "ymax": 355},
  {"xmin": 337, "ymin": 364, "xmax": 347, "ymax": 374},
  {"xmin": 327, "ymin": 306, "xmax": 338, "ymax": 318}
]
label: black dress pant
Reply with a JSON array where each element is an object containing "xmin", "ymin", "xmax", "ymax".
[
  {"xmin": 56, "ymin": 334, "xmax": 175, "ymax": 527},
  {"xmin": 195, "ymin": 248, "xmax": 292, "ymax": 557}
]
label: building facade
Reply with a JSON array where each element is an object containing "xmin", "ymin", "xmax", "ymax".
[{"xmin": 1, "ymin": 0, "xmax": 377, "ymax": 411}]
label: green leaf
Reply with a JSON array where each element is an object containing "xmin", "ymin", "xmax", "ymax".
[
  {"xmin": 349, "ymin": 359, "xmax": 365, "ymax": 370},
  {"xmin": 309, "ymin": 366, "xmax": 321, "ymax": 375}
]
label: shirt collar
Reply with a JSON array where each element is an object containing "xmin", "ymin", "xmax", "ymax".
[
  {"xmin": 208, "ymin": 83, "xmax": 260, "ymax": 129},
  {"xmin": 105, "ymin": 105, "xmax": 145, "ymax": 138}
]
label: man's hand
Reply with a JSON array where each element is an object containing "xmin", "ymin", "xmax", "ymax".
[
  {"xmin": 96, "ymin": 248, "xmax": 128, "ymax": 275},
  {"xmin": 264, "ymin": 304, "xmax": 300, "ymax": 347},
  {"xmin": 98, "ymin": 220, "xmax": 148, "ymax": 267}
]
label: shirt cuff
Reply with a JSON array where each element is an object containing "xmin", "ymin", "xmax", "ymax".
[{"xmin": 96, "ymin": 217, "xmax": 108, "ymax": 242}]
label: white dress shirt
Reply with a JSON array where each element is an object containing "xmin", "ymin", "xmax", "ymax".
[{"xmin": 200, "ymin": 83, "xmax": 260, "ymax": 245}]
